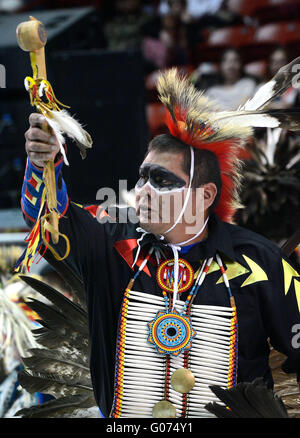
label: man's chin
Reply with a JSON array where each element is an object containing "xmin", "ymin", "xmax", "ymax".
[{"xmin": 138, "ymin": 217, "xmax": 165, "ymax": 235}]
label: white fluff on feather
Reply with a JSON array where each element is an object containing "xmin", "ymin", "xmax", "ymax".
[
  {"xmin": 44, "ymin": 109, "xmax": 92, "ymax": 166},
  {"xmin": 213, "ymin": 112, "xmax": 280, "ymax": 129},
  {"xmin": 241, "ymin": 80, "xmax": 276, "ymax": 111},
  {"xmin": 45, "ymin": 116, "xmax": 70, "ymax": 166}
]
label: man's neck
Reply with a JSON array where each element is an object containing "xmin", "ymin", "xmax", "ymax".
[{"xmin": 161, "ymin": 216, "xmax": 209, "ymax": 246}]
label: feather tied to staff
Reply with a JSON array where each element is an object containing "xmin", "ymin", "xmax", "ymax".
[{"xmin": 15, "ymin": 16, "xmax": 92, "ymax": 273}]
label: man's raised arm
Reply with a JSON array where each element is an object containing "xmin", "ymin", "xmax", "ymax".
[{"xmin": 22, "ymin": 113, "xmax": 68, "ymax": 227}]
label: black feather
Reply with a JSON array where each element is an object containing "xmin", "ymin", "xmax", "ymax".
[
  {"xmin": 25, "ymin": 298, "xmax": 72, "ymax": 332},
  {"xmin": 22, "ymin": 352, "xmax": 90, "ymax": 381},
  {"xmin": 205, "ymin": 378, "xmax": 289, "ymax": 418},
  {"xmin": 15, "ymin": 394, "xmax": 97, "ymax": 418},
  {"xmin": 26, "ymin": 348, "xmax": 89, "ymax": 369},
  {"xmin": 264, "ymin": 109, "xmax": 300, "ymax": 131},
  {"xmin": 19, "ymin": 275, "xmax": 88, "ymax": 334},
  {"xmin": 24, "ymin": 297, "xmax": 87, "ymax": 336},
  {"xmin": 204, "ymin": 402, "xmax": 236, "ymax": 418},
  {"xmin": 41, "ymin": 245, "xmax": 86, "ymax": 309},
  {"xmin": 244, "ymin": 379, "xmax": 289, "ymax": 418},
  {"xmin": 212, "ymin": 383, "xmax": 263, "ymax": 418},
  {"xmin": 18, "ymin": 369, "xmax": 92, "ymax": 398}
]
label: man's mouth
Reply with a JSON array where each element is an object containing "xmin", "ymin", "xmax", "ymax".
[{"xmin": 139, "ymin": 205, "xmax": 152, "ymax": 213}]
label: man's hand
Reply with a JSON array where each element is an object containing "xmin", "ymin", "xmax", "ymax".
[{"xmin": 25, "ymin": 113, "xmax": 60, "ymax": 168}]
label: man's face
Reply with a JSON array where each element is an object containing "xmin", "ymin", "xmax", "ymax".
[
  {"xmin": 269, "ymin": 49, "xmax": 287, "ymax": 77},
  {"xmin": 135, "ymin": 149, "xmax": 205, "ymax": 236},
  {"xmin": 221, "ymin": 50, "xmax": 241, "ymax": 83}
]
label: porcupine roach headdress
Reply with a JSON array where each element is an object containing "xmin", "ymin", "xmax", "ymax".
[{"xmin": 157, "ymin": 57, "xmax": 300, "ymax": 223}]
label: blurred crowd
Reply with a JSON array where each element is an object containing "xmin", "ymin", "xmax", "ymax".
[
  {"xmin": 0, "ymin": 0, "xmax": 299, "ymax": 232},
  {"xmin": 1, "ymin": 0, "xmax": 299, "ymax": 120},
  {"xmin": 0, "ymin": 0, "xmax": 298, "ymax": 245}
]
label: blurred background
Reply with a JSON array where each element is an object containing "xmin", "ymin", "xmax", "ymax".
[
  {"xmin": 0, "ymin": 0, "xmax": 299, "ymax": 262},
  {"xmin": 0, "ymin": 0, "xmax": 299, "ymax": 418}
]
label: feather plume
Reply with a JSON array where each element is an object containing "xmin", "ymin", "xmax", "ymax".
[
  {"xmin": 47, "ymin": 109, "xmax": 93, "ymax": 164},
  {"xmin": 157, "ymin": 68, "xmax": 251, "ymax": 223},
  {"xmin": 156, "ymin": 60, "xmax": 300, "ymax": 222},
  {"xmin": 212, "ymin": 109, "xmax": 300, "ymax": 131}
]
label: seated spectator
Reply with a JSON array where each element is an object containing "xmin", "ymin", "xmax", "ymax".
[
  {"xmin": 205, "ymin": 48, "xmax": 257, "ymax": 110},
  {"xmin": 142, "ymin": 7, "xmax": 190, "ymax": 71}
]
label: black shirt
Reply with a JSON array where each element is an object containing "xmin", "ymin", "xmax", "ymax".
[{"xmin": 38, "ymin": 201, "xmax": 300, "ymax": 417}]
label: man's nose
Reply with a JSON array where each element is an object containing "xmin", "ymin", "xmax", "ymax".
[{"xmin": 136, "ymin": 181, "xmax": 155, "ymax": 198}]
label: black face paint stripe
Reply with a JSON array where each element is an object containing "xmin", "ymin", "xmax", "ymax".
[{"xmin": 137, "ymin": 164, "xmax": 186, "ymax": 191}]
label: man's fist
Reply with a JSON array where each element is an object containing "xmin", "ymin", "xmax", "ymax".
[{"xmin": 25, "ymin": 113, "xmax": 60, "ymax": 167}]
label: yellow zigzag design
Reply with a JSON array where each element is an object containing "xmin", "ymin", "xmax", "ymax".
[
  {"xmin": 216, "ymin": 259, "xmax": 249, "ymax": 284},
  {"xmin": 282, "ymin": 259, "xmax": 300, "ymax": 312},
  {"xmin": 215, "ymin": 255, "xmax": 268, "ymax": 287},
  {"xmin": 240, "ymin": 255, "xmax": 268, "ymax": 287}
]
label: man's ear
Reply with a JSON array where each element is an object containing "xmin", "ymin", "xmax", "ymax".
[{"xmin": 202, "ymin": 182, "xmax": 218, "ymax": 211}]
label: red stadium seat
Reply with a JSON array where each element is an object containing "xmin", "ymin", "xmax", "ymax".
[
  {"xmin": 227, "ymin": 0, "xmax": 270, "ymax": 17},
  {"xmin": 236, "ymin": 21, "xmax": 300, "ymax": 63},
  {"xmin": 196, "ymin": 26, "xmax": 255, "ymax": 63},
  {"xmin": 207, "ymin": 26, "xmax": 255, "ymax": 47},
  {"xmin": 254, "ymin": 21, "xmax": 300, "ymax": 44}
]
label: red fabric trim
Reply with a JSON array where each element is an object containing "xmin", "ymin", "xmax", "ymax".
[
  {"xmin": 27, "ymin": 175, "xmax": 38, "ymax": 189},
  {"xmin": 25, "ymin": 187, "xmax": 33, "ymax": 201},
  {"xmin": 21, "ymin": 194, "xmax": 69, "ymax": 223},
  {"xmin": 21, "ymin": 197, "xmax": 36, "ymax": 223},
  {"xmin": 60, "ymin": 196, "xmax": 69, "ymax": 217},
  {"xmin": 84, "ymin": 204, "xmax": 101, "ymax": 218},
  {"xmin": 114, "ymin": 239, "xmax": 151, "ymax": 277},
  {"xmin": 54, "ymin": 155, "xmax": 64, "ymax": 167},
  {"xmin": 29, "ymin": 159, "xmax": 44, "ymax": 172}
]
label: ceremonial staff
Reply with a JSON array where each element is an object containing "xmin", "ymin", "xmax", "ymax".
[{"xmin": 15, "ymin": 16, "xmax": 92, "ymax": 272}]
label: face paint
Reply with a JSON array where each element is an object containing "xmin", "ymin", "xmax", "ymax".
[{"xmin": 135, "ymin": 164, "xmax": 186, "ymax": 195}]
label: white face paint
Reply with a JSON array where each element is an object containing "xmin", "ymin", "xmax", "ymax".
[
  {"xmin": 135, "ymin": 162, "xmax": 187, "ymax": 195},
  {"xmin": 135, "ymin": 160, "xmax": 188, "ymax": 228},
  {"xmin": 135, "ymin": 147, "xmax": 196, "ymax": 231}
]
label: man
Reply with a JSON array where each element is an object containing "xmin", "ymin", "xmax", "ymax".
[{"xmin": 20, "ymin": 69, "xmax": 300, "ymax": 418}]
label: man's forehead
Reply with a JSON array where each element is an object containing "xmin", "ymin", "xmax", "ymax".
[{"xmin": 141, "ymin": 149, "xmax": 185, "ymax": 174}]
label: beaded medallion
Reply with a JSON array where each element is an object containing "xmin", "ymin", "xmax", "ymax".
[
  {"xmin": 156, "ymin": 259, "xmax": 194, "ymax": 294},
  {"xmin": 147, "ymin": 309, "xmax": 196, "ymax": 356}
]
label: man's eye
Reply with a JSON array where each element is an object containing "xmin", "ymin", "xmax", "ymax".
[{"xmin": 155, "ymin": 176, "xmax": 170, "ymax": 185}]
